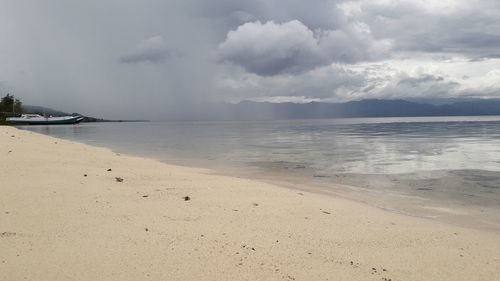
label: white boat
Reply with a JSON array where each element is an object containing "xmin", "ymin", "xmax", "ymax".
[{"xmin": 7, "ymin": 114, "xmax": 84, "ymax": 125}]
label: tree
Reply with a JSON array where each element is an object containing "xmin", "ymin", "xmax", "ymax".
[
  {"xmin": 0, "ymin": 94, "xmax": 23, "ymax": 114},
  {"xmin": 0, "ymin": 94, "xmax": 14, "ymax": 112},
  {"xmin": 14, "ymin": 98, "xmax": 23, "ymax": 113}
]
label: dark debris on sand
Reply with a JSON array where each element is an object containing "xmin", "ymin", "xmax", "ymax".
[{"xmin": 0, "ymin": 232, "xmax": 17, "ymax": 237}]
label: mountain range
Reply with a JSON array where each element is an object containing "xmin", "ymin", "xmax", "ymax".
[{"xmin": 184, "ymin": 99, "xmax": 500, "ymax": 121}]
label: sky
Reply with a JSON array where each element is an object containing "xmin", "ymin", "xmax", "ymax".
[{"xmin": 0, "ymin": 0, "xmax": 499, "ymax": 119}]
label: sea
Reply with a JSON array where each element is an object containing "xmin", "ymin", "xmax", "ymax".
[{"xmin": 18, "ymin": 116, "xmax": 500, "ymax": 232}]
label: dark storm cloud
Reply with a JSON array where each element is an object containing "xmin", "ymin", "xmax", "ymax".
[
  {"xmin": 216, "ymin": 63, "xmax": 369, "ymax": 102},
  {"xmin": 219, "ymin": 63, "xmax": 470, "ymax": 103},
  {"xmin": 397, "ymin": 74, "xmax": 445, "ymax": 87},
  {"xmin": 202, "ymin": 0, "xmax": 392, "ymax": 76},
  {"xmin": 196, "ymin": 0, "xmax": 348, "ymax": 30},
  {"xmin": 1, "ymin": 0, "xmax": 500, "ymax": 120},
  {"xmin": 206, "ymin": 0, "xmax": 500, "ymax": 75},
  {"xmin": 358, "ymin": 0, "xmax": 500, "ymax": 56},
  {"xmin": 216, "ymin": 20, "xmax": 391, "ymax": 76},
  {"xmin": 378, "ymin": 73, "xmax": 461, "ymax": 99},
  {"xmin": 470, "ymin": 54, "xmax": 500, "ymax": 62},
  {"xmin": 212, "ymin": 0, "xmax": 500, "ymax": 100},
  {"xmin": 119, "ymin": 36, "xmax": 177, "ymax": 64},
  {"xmin": 216, "ymin": 20, "xmax": 323, "ymax": 76}
]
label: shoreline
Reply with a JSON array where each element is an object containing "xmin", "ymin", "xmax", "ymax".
[
  {"xmin": 127, "ymin": 154, "xmax": 500, "ymax": 234},
  {"xmin": 17, "ymin": 121, "xmax": 500, "ymax": 233},
  {"xmin": 221, "ymin": 167, "xmax": 500, "ymax": 234},
  {"xmin": 42, "ymin": 136, "xmax": 500, "ymax": 234},
  {"xmin": 2, "ymin": 126, "xmax": 500, "ymax": 280}
]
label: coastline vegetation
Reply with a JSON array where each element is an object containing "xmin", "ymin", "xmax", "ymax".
[
  {"xmin": 0, "ymin": 94, "xmax": 148, "ymax": 124},
  {"xmin": 0, "ymin": 94, "xmax": 24, "ymax": 125}
]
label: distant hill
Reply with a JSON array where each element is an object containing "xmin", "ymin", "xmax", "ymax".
[{"xmin": 23, "ymin": 105, "xmax": 72, "ymax": 117}]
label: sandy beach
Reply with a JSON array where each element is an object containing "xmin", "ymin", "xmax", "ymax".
[{"xmin": 1, "ymin": 126, "xmax": 500, "ymax": 281}]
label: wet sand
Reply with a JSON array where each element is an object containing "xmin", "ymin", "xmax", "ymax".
[
  {"xmin": 1, "ymin": 126, "xmax": 500, "ymax": 281},
  {"xmin": 238, "ymin": 162, "xmax": 500, "ymax": 232}
]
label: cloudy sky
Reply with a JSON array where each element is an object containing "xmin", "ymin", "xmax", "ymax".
[{"xmin": 1, "ymin": 0, "xmax": 499, "ymax": 119}]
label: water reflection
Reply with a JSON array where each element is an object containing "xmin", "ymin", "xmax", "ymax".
[{"xmin": 20, "ymin": 117, "xmax": 500, "ymax": 175}]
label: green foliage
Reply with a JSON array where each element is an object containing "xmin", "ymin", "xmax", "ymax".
[
  {"xmin": 0, "ymin": 94, "xmax": 24, "ymax": 115},
  {"xmin": 0, "ymin": 94, "xmax": 14, "ymax": 113},
  {"xmin": 14, "ymin": 99, "xmax": 23, "ymax": 113}
]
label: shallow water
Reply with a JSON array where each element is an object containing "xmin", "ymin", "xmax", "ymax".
[{"xmin": 19, "ymin": 116, "xmax": 500, "ymax": 231}]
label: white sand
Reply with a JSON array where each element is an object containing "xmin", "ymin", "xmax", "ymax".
[{"xmin": 1, "ymin": 126, "xmax": 499, "ymax": 281}]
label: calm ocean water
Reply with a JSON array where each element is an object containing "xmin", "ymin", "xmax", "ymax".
[{"xmin": 19, "ymin": 116, "xmax": 500, "ymax": 231}]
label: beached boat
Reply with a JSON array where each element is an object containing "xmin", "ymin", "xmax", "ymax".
[{"xmin": 7, "ymin": 114, "xmax": 84, "ymax": 125}]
